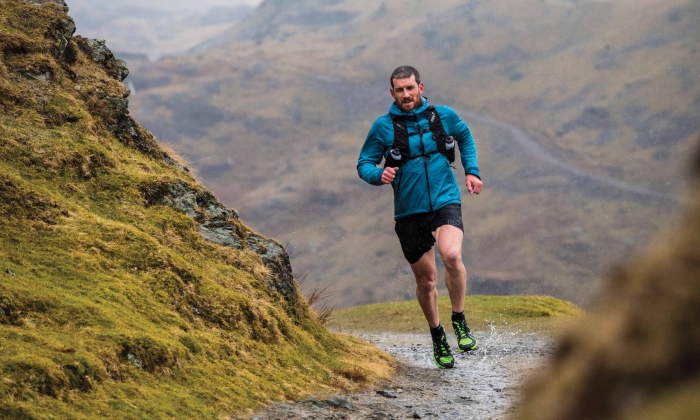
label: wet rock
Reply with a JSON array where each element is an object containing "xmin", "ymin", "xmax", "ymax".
[
  {"xmin": 75, "ymin": 37, "xmax": 129, "ymax": 82},
  {"xmin": 303, "ymin": 396, "xmax": 353, "ymax": 411},
  {"xmin": 115, "ymin": 115, "xmax": 160, "ymax": 156},
  {"xmin": 53, "ymin": 18, "xmax": 76, "ymax": 60},
  {"xmin": 87, "ymin": 92, "xmax": 161, "ymax": 157},
  {"xmin": 245, "ymin": 234, "xmax": 296, "ymax": 301},
  {"xmin": 21, "ymin": 71, "xmax": 50, "ymax": 82},
  {"xmin": 5, "ymin": 269, "xmax": 15, "ymax": 276},
  {"xmin": 376, "ymin": 390, "xmax": 397, "ymax": 398},
  {"xmin": 412, "ymin": 412, "xmax": 422, "ymax": 419},
  {"xmin": 325, "ymin": 396, "xmax": 353, "ymax": 410}
]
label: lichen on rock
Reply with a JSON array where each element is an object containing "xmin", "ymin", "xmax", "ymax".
[{"xmin": 75, "ymin": 37, "xmax": 129, "ymax": 82}]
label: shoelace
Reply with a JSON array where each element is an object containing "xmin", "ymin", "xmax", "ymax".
[
  {"xmin": 433, "ymin": 337, "xmax": 451, "ymax": 357},
  {"xmin": 453, "ymin": 320, "xmax": 469, "ymax": 339}
]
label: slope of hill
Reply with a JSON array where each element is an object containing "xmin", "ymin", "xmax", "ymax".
[
  {"xmin": 0, "ymin": 1, "xmax": 392, "ymax": 417},
  {"xmin": 126, "ymin": 0, "xmax": 700, "ymax": 307}
]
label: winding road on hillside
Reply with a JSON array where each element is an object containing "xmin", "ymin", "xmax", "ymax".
[
  {"xmin": 459, "ymin": 110, "xmax": 679, "ymax": 203},
  {"xmin": 243, "ymin": 330, "xmax": 553, "ymax": 419}
]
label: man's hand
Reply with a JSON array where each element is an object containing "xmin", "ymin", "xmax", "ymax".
[
  {"xmin": 466, "ymin": 174, "xmax": 483, "ymax": 195},
  {"xmin": 381, "ymin": 167, "xmax": 399, "ymax": 184}
]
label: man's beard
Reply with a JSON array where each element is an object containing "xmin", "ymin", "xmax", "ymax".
[{"xmin": 397, "ymin": 96, "xmax": 420, "ymax": 112}]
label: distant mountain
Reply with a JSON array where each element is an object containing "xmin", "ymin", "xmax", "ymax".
[{"xmin": 127, "ymin": 0, "xmax": 700, "ymax": 307}]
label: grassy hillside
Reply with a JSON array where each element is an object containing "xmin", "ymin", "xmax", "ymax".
[
  {"xmin": 330, "ymin": 295, "xmax": 582, "ymax": 334},
  {"xmin": 124, "ymin": 0, "xmax": 700, "ymax": 308},
  {"xmin": 0, "ymin": 1, "xmax": 393, "ymax": 418}
]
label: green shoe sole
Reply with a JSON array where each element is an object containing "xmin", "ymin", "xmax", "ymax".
[
  {"xmin": 457, "ymin": 341, "xmax": 478, "ymax": 353},
  {"xmin": 433, "ymin": 355, "xmax": 455, "ymax": 369}
]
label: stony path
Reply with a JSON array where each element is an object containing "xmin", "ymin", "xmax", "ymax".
[{"xmin": 241, "ymin": 329, "xmax": 554, "ymax": 419}]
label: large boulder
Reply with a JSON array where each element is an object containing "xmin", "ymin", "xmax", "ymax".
[{"xmin": 514, "ymin": 135, "xmax": 700, "ymax": 420}]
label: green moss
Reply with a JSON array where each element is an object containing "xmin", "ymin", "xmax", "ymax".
[
  {"xmin": 329, "ymin": 295, "xmax": 582, "ymax": 334},
  {"xmin": 0, "ymin": 2, "xmax": 394, "ymax": 418},
  {"xmin": 43, "ymin": 93, "xmax": 86, "ymax": 126}
]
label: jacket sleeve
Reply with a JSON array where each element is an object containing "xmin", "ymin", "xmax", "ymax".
[
  {"xmin": 441, "ymin": 107, "xmax": 480, "ymax": 179},
  {"xmin": 357, "ymin": 118, "xmax": 388, "ymax": 186}
]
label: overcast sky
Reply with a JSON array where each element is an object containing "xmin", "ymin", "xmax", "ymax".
[{"xmin": 67, "ymin": 0, "xmax": 264, "ymax": 58}]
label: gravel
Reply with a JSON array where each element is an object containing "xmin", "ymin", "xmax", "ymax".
[{"xmin": 241, "ymin": 328, "xmax": 554, "ymax": 419}]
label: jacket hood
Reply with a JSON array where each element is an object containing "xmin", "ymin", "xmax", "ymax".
[{"xmin": 388, "ymin": 96, "xmax": 429, "ymax": 116}]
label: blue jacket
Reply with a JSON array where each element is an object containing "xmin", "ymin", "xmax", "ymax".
[{"xmin": 357, "ymin": 97, "xmax": 480, "ymax": 220}]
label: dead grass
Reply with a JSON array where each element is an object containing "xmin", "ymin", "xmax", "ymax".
[{"xmin": 300, "ymin": 276, "xmax": 337, "ymax": 326}]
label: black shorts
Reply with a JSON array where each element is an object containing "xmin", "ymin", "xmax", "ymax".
[{"xmin": 394, "ymin": 204, "xmax": 464, "ymax": 264}]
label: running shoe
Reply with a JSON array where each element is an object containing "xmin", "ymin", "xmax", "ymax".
[
  {"xmin": 452, "ymin": 318, "xmax": 478, "ymax": 352},
  {"xmin": 432, "ymin": 333, "xmax": 455, "ymax": 369}
]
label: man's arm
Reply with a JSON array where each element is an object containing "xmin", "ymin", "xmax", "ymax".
[
  {"xmin": 357, "ymin": 117, "xmax": 391, "ymax": 185},
  {"xmin": 438, "ymin": 106, "xmax": 482, "ymax": 194}
]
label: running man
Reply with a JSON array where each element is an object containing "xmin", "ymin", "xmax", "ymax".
[{"xmin": 357, "ymin": 66, "xmax": 482, "ymax": 368}]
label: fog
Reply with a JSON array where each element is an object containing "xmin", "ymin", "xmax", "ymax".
[{"xmin": 68, "ymin": 0, "xmax": 263, "ymax": 58}]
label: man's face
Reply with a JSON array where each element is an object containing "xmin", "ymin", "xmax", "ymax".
[{"xmin": 390, "ymin": 75, "xmax": 424, "ymax": 113}]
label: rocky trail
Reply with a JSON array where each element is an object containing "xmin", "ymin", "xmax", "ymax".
[{"xmin": 242, "ymin": 329, "xmax": 555, "ymax": 419}]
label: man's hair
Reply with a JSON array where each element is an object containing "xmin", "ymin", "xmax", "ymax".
[{"xmin": 390, "ymin": 66, "xmax": 420, "ymax": 88}]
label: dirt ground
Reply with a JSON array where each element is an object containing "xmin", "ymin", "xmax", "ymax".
[{"xmin": 241, "ymin": 328, "xmax": 554, "ymax": 419}]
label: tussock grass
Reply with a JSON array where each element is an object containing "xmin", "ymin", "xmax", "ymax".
[
  {"xmin": 0, "ymin": 1, "xmax": 394, "ymax": 418},
  {"xmin": 329, "ymin": 295, "xmax": 582, "ymax": 334}
]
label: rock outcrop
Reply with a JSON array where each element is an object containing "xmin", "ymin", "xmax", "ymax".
[
  {"xmin": 143, "ymin": 180, "xmax": 297, "ymax": 306},
  {"xmin": 75, "ymin": 37, "xmax": 129, "ymax": 82},
  {"xmin": 514, "ymin": 135, "xmax": 700, "ymax": 419}
]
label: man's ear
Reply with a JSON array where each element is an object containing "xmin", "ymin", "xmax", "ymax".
[
  {"xmin": 418, "ymin": 82, "xmax": 424, "ymax": 95},
  {"xmin": 389, "ymin": 87, "xmax": 396, "ymax": 100}
]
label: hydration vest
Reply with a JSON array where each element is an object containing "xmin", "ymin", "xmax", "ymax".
[{"xmin": 384, "ymin": 105, "xmax": 455, "ymax": 168}]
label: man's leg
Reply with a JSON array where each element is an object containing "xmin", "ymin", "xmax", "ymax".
[
  {"xmin": 433, "ymin": 224, "xmax": 466, "ymax": 312},
  {"xmin": 410, "ymin": 247, "xmax": 455, "ymax": 368},
  {"xmin": 434, "ymin": 224, "xmax": 478, "ymax": 352},
  {"xmin": 409, "ymin": 247, "xmax": 439, "ymax": 328}
]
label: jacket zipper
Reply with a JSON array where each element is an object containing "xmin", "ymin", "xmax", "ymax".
[{"xmin": 417, "ymin": 117, "xmax": 433, "ymax": 212}]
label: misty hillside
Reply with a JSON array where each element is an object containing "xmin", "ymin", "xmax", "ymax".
[
  {"xmin": 125, "ymin": 0, "xmax": 700, "ymax": 307},
  {"xmin": 0, "ymin": 1, "xmax": 391, "ymax": 417}
]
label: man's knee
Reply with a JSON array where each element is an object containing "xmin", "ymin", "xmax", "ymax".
[
  {"xmin": 441, "ymin": 250, "xmax": 463, "ymax": 271},
  {"xmin": 415, "ymin": 273, "xmax": 437, "ymax": 292}
]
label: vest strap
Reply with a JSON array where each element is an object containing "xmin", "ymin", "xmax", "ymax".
[{"xmin": 384, "ymin": 106, "xmax": 455, "ymax": 167}]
